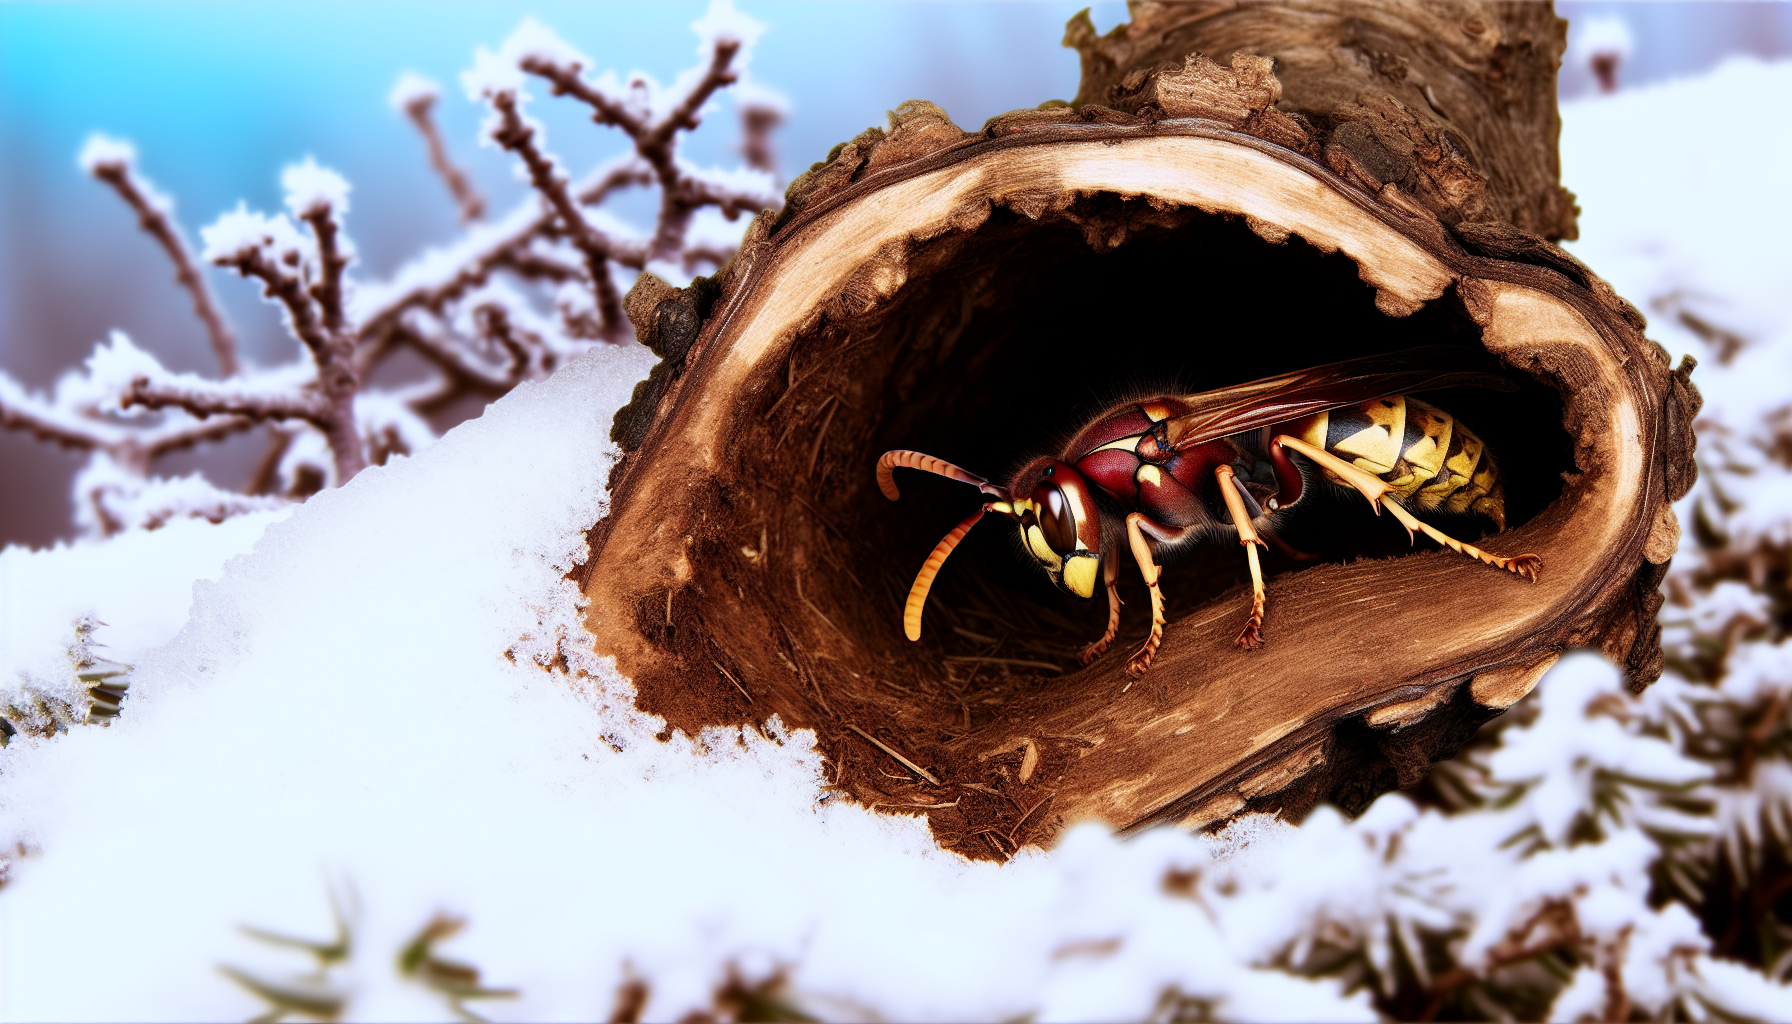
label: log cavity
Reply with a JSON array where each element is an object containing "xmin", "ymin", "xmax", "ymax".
[{"xmin": 632, "ymin": 199, "xmax": 1572, "ymax": 856}]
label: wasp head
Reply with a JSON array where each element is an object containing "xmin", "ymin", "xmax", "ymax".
[{"xmin": 999, "ymin": 459, "xmax": 1103, "ymax": 599}]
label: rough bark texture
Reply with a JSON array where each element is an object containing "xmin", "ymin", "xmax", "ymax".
[
  {"xmin": 1066, "ymin": 0, "xmax": 1580, "ymax": 241},
  {"xmin": 578, "ymin": 2, "xmax": 1695, "ymax": 862}
]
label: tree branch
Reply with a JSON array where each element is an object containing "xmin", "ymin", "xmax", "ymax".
[
  {"xmin": 298, "ymin": 204, "xmax": 351, "ymax": 336},
  {"xmin": 487, "ymin": 92, "xmax": 629, "ymax": 339},
  {"xmin": 353, "ymin": 160, "xmax": 649, "ymax": 340},
  {"xmin": 390, "ymin": 320, "xmax": 519, "ymax": 393},
  {"xmin": 140, "ymin": 412, "xmax": 261, "ymax": 459},
  {"xmin": 523, "ymin": 41, "xmax": 774, "ymax": 264},
  {"xmin": 219, "ymin": 248, "xmax": 332, "ymax": 360},
  {"xmin": 738, "ymin": 100, "xmax": 783, "ymax": 174},
  {"xmin": 578, "ymin": 159, "xmax": 655, "ymax": 207},
  {"xmin": 212, "ymin": 245, "xmax": 364, "ymax": 477},
  {"xmin": 400, "ymin": 92, "xmax": 486, "ymax": 222},
  {"xmin": 471, "ymin": 301, "xmax": 547, "ymax": 379},
  {"xmin": 651, "ymin": 38, "xmax": 742, "ymax": 147},
  {"xmin": 88, "ymin": 158, "xmax": 241, "ymax": 376},
  {"xmin": 123, "ymin": 376, "xmax": 330, "ymax": 426},
  {"xmin": 0, "ymin": 375, "xmax": 115, "ymax": 450}
]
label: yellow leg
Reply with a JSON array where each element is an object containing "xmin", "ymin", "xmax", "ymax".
[
  {"xmin": 1217, "ymin": 466, "xmax": 1269, "ymax": 649},
  {"xmin": 1125, "ymin": 513, "xmax": 1167, "ymax": 677},
  {"xmin": 1273, "ymin": 435, "xmax": 1394, "ymax": 514},
  {"xmin": 1079, "ymin": 582, "xmax": 1121, "ymax": 664},
  {"xmin": 1379, "ymin": 497, "xmax": 1542, "ymax": 580}
]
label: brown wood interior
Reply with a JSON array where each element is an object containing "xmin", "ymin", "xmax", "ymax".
[
  {"xmin": 579, "ymin": 3, "xmax": 1689, "ymax": 864},
  {"xmin": 592, "ymin": 191, "xmax": 1606, "ymax": 862}
]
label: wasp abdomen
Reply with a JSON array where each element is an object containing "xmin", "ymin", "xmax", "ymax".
[{"xmin": 1283, "ymin": 395, "xmax": 1507, "ymax": 530}]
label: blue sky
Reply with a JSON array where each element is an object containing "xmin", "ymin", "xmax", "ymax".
[{"xmin": 1, "ymin": 1, "xmax": 1787, "ymax": 545}]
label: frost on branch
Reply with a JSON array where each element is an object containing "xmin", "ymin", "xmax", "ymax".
[
  {"xmin": 1, "ymin": 2, "xmax": 783, "ymax": 539},
  {"xmin": 461, "ymin": 7, "xmax": 779, "ymax": 334}
]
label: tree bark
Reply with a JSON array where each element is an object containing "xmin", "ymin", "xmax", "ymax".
[
  {"xmin": 576, "ymin": 1, "xmax": 1697, "ymax": 860},
  {"xmin": 1067, "ymin": 0, "xmax": 1581, "ymax": 242}
]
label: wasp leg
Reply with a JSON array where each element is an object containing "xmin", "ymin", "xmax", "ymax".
[
  {"xmin": 1272, "ymin": 435, "xmax": 1395, "ymax": 514},
  {"xmin": 1217, "ymin": 466, "xmax": 1270, "ymax": 650},
  {"xmin": 1123, "ymin": 513, "xmax": 1167, "ymax": 676},
  {"xmin": 1079, "ymin": 580, "xmax": 1122, "ymax": 665},
  {"xmin": 1123, "ymin": 512, "xmax": 1205, "ymax": 676},
  {"xmin": 1379, "ymin": 497, "xmax": 1543, "ymax": 580}
]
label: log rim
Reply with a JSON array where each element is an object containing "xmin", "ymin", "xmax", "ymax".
[{"xmin": 585, "ymin": 114, "xmax": 1673, "ymax": 844}]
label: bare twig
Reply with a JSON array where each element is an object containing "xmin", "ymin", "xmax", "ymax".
[
  {"xmin": 522, "ymin": 40, "xmax": 776, "ymax": 264},
  {"xmin": 297, "ymin": 204, "xmax": 350, "ymax": 335},
  {"xmin": 712, "ymin": 659, "xmax": 752, "ymax": 703},
  {"xmin": 846, "ymin": 724, "xmax": 941, "ymax": 786},
  {"xmin": 739, "ymin": 101, "xmax": 783, "ymax": 174},
  {"xmin": 12, "ymin": 16, "xmax": 782, "ymax": 539},
  {"xmin": 400, "ymin": 92, "xmax": 486, "ymax": 222},
  {"xmin": 87, "ymin": 158, "xmax": 241, "ymax": 376},
  {"xmin": 0, "ymin": 383, "xmax": 113, "ymax": 450},
  {"xmin": 211, "ymin": 247, "xmax": 365, "ymax": 477},
  {"xmin": 125, "ymin": 378, "xmax": 330, "ymax": 425},
  {"xmin": 487, "ymin": 92, "xmax": 632, "ymax": 340},
  {"xmin": 389, "ymin": 321, "xmax": 516, "ymax": 394}
]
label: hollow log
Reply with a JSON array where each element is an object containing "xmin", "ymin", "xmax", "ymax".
[{"xmin": 577, "ymin": 0, "xmax": 1699, "ymax": 860}]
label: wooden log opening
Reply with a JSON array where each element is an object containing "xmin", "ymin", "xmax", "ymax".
[{"xmin": 577, "ymin": 2, "xmax": 1699, "ymax": 861}]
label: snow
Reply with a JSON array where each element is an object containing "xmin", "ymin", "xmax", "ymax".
[
  {"xmin": 461, "ymin": 16, "xmax": 589, "ymax": 101},
  {"xmin": 1485, "ymin": 654, "xmax": 1713, "ymax": 846},
  {"xmin": 70, "ymin": 455, "xmax": 290, "ymax": 538},
  {"xmin": 1, "ymin": 511, "xmax": 288, "ymax": 725},
  {"xmin": 281, "ymin": 156, "xmax": 351, "ymax": 217},
  {"xmin": 344, "ymin": 198, "xmax": 545, "ymax": 326},
  {"xmin": 691, "ymin": 0, "xmax": 765, "ymax": 57},
  {"xmin": 0, "ymin": 343, "xmax": 1377, "ymax": 1021},
  {"xmin": 1572, "ymin": 14, "xmax": 1636, "ymax": 63},
  {"xmin": 5, "ymin": 36, "xmax": 1792, "ymax": 1024},
  {"xmin": 353, "ymin": 389, "xmax": 435, "ymax": 457},
  {"xmin": 198, "ymin": 202, "xmax": 308, "ymax": 264},
  {"xmin": 386, "ymin": 70, "xmax": 440, "ymax": 112},
  {"xmin": 678, "ymin": 157, "xmax": 779, "ymax": 208},
  {"xmin": 75, "ymin": 132, "xmax": 136, "ymax": 172},
  {"xmin": 1561, "ymin": 57, "xmax": 1792, "ymax": 431},
  {"xmin": 78, "ymin": 329, "xmax": 172, "ymax": 402},
  {"xmin": 733, "ymin": 77, "xmax": 792, "ymax": 118}
]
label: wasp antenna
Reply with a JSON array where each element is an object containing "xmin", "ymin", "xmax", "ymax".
[
  {"xmin": 903, "ymin": 503, "xmax": 990, "ymax": 641},
  {"xmin": 876, "ymin": 450, "xmax": 995, "ymax": 501}
]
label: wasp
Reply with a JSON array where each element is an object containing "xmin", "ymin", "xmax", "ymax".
[{"xmin": 876, "ymin": 347, "xmax": 1542, "ymax": 676}]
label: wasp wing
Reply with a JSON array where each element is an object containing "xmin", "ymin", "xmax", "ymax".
[{"xmin": 1162, "ymin": 346, "xmax": 1516, "ymax": 450}]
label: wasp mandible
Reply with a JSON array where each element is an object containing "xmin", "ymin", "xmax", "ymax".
[{"xmin": 876, "ymin": 347, "xmax": 1542, "ymax": 677}]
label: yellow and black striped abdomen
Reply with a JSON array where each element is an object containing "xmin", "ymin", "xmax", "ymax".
[{"xmin": 1284, "ymin": 395, "xmax": 1507, "ymax": 530}]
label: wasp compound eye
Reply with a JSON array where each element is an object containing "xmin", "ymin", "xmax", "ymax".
[{"xmin": 1035, "ymin": 484, "xmax": 1079, "ymax": 555}]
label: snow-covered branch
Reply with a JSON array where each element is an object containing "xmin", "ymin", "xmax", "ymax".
[
  {"xmin": 391, "ymin": 73, "xmax": 486, "ymax": 223},
  {"xmin": 0, "ymin": 371, "xmax": 118, "ymax": 451},
  {"xmin": 80, "ymin": 135, "xmax": 241, "ymax": 377},
  {"xmin": 483, "ymin": 91, "xmax": 634, "ymax": 339},
  {"xmin": 519, "ymin": 32, "xmax": 780, "ymax": 264},
  {"xmin": 122, "ymin": 373, "xmax": 329, "ymax": 426},
  {"xmin": 5, "ymin": 6, "xmax": 781, "ymax": 537}
]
